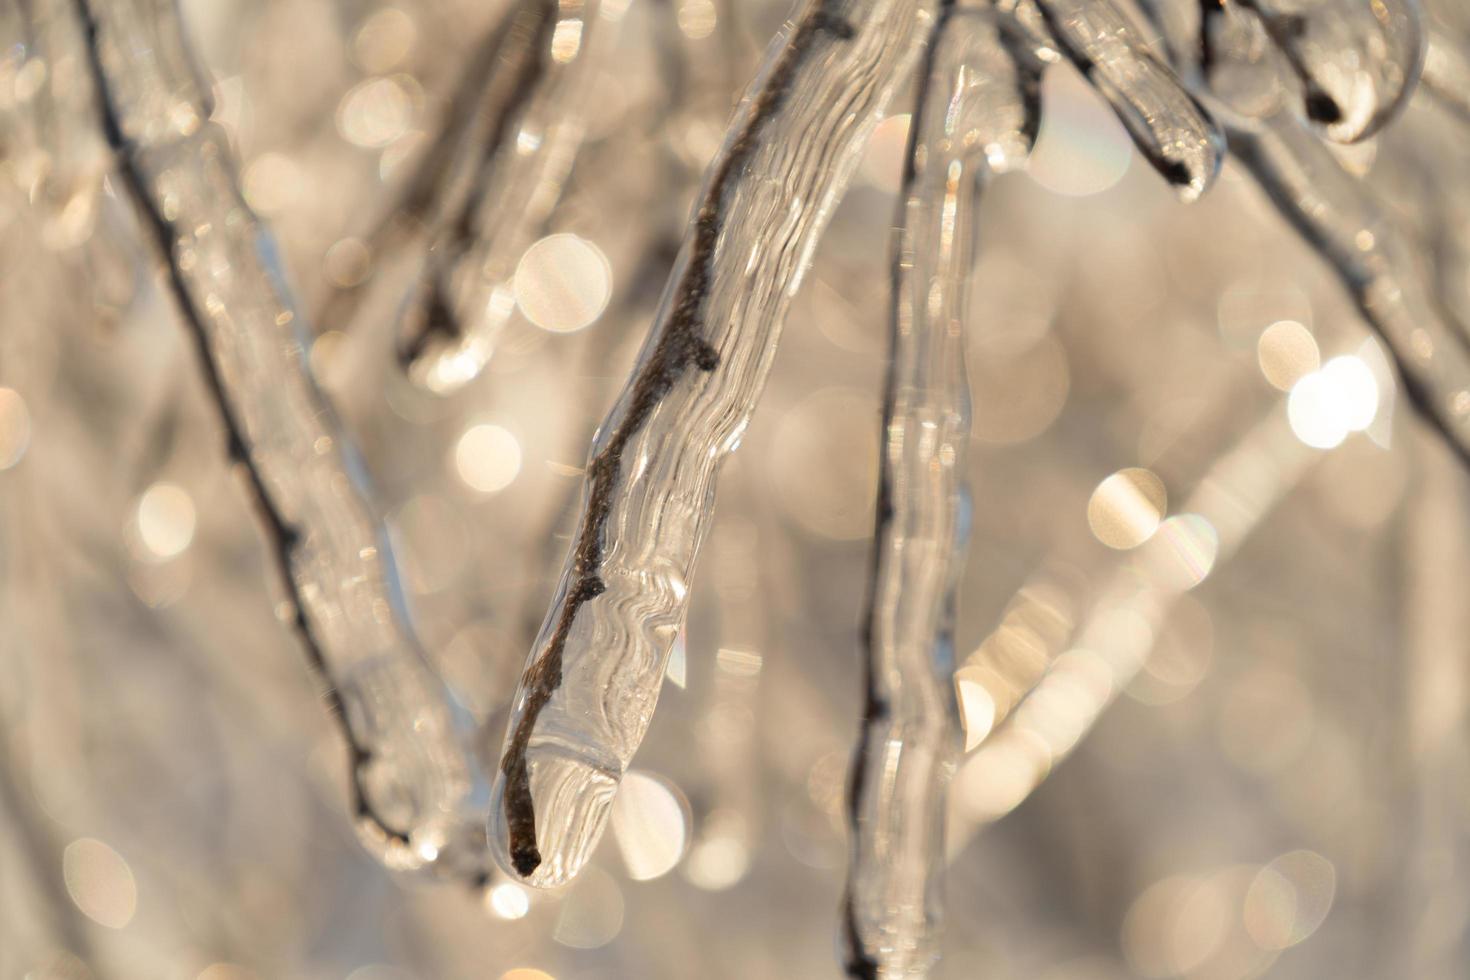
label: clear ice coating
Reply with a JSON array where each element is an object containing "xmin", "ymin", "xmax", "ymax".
[
  {"xmin": 24, "ymin": 0, "xmax": 1470, "ymax": 972},
  {"xmin": 840, "ymin": 7, "xmax": 1035, "ymax": 977},
  {"xmin": 1136, "ymin": 0, "xmax": 1470, "ymax": 463},
  {"xmin": 1226, "ymin": 113, "xmax": 1470, "ymax": 467},
  {"xmin": 398, "ymin": 0, "xmax": 607, "ymax": 395},
  {"xmin": 72, "ymin": 0, "xmax": 489, "ymax": 875},
  {"xmin": 1191, "ymin": 0, "xmax": 1296, "ymax": 117},
  {"xmin": 1152, "ymin": 0, "xmax": 1426, "ymax": 137},
  {"xmin": 1024, "ymin": 0, "xmax": 1226, "ymax": 199},
  {"xmin": 1235, "ymin": 0, "xmax": 1425, "ymax": 143},
  {"xmin": 488, "ymin": 0, "xmax": 942, "ymax": 888}
]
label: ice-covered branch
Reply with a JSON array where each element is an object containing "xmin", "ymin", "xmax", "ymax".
[
  {"xmin": 310, "ymin": 5, "xmax": 532, "ymax": 334},
  {"xmin": 1024, "ymin": 0, "xmax": 1225, "ymax": 198},
  {"xmin": 1158, "ymin": 0, "xmax": 1425, "ymax": 139},
  {"xmin": 313, "ymin": 0, "xmax": 602, "ymax": 391},
  {"xmin": 72, "ymin": 0, "xmax": 489, "ymax": 877},
  {"xmin": 1232, "ymin": 0, "xmax": 1424, "ymax": 143},
  {"xmin": 1132, "ymin": 0, "xmax": 1470, "ymax": 465},
  {"xmin": 1226, "ymin": 114, "xmax": 1470, "ymax": 468},
  {"xmin": 397, "ymin": 0, "xmax": 607, "ymax": 394},
  {"xmin": 841, "ymin": 6, "xmax": 1037, "ymax": 977},
  {"xmin": 490, "ymin": 0, "xmax": 941, "ymax": 887},
  {"xmin": 312, "ymin": 1, "xmax": 559, "ymax": 330},
  {"xmin": 391, "ymin": 2, "xmax": 559, "ymax": 234}
]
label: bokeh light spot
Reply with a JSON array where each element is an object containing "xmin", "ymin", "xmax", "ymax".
[
  {"xmin": 1026, "ymin": 69, "xmax": 1132, "ymax": 197},
  {"xmin": 955, "ymin": 670, "xmax": 999, "ymax": 751},
  {"xmin": 1257, "ymin": 320, "xmax": 1320, "ymax": 391},
  {"xmin": 0, "ymin": 387, "xmax": 32, "ymax": 470},
  {"xmin": 337, "ymin": 76, "xmax": 414, "ymax": 148},
  {"xmin": 611, "ymin": 770, "xmax": 690, "ymax": 881},
  {"xmin": 454, "ymin": 423, "xmax": 522, "ymax": 493},
  {"xmin": 553, "ymin": 867, "xmax": 624, "ymax": 949},
  {"xmin": 487, "ymin": 882, "xmax": 531, "ymax": 920},
  {"xmin": 135, "ymin": 482, "xmax": 197, "ymax": 560},
  {"xmin": 1087, "ymin": 467, "xmax": 1167, "ymax": 550},
  {"xmin": 62, "ymin": 838, "xmax": 137, "ymax": 930},
  {"xmin": 1288, "ymin": 355, "xmax": 1379, "ymax": 449},
  {"xmin": 513, "ymin": 234, "xmax": 612, "ymax": 333},
  {"xmin": 1143, "ymin": 513, "xmax": 1220, "ymax": 590},
  {"xmin": 860, "ymin": 113, "xmax": 911, "ymax": 193},
  {"xmin": 1244, "ymin": 850, "xmax": 1336, "ymax": 950}
]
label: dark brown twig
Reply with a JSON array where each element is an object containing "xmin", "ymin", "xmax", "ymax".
[
  {"xmin": 1029, "ymin": 0, "xmax": 1211, "ymax": 190},
  {"xmin": 73, "ymin": 0, "xmax": 470, "ymax": 855},
  {"xmin": 839, "ymin": 7, "xmax": 951, "ymax": 973},
  {"xmin": 314, "ymin": 0, "xmax": 557, "ymax": 342},
  {"xmin": 500, "ymin": 0, "xmax": 858, "ymax": 877},
  {"xmin": 395, "ymin": 0, "xmax": 559, "ymax": 365}
]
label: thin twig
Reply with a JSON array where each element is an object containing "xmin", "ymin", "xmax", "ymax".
[
  {"xmin": 313, "ymin": 0, "xmax": 557, "ymax": 340},
  {"xmin": 1226, "ymin": 118, "xmax": 1470, "ymax": 471},
  {"xmin": 1235, "ymin": 0, "xmax": 1423, "ymax": 143},
  {"xmin": 1026, "ymin": 0, "xmax": 1224, "ymax": 197},
  {"xmin": 394, "ymin": 0, "xmax": 559, "ymax": 366},
  {"xmin": 500, "ymin": 0, "xmax": 856, "ymax": 878},
  {"xmin": 841, "ymin": 3, "xmax": 1042, "ymax": 973},
  {"xmin": 398, "ymin": 0, "xmax": 609, "ymax": 393},
  {"xmin": 496, "ymin": 0, "xmax": 940, "ymax": 883},
  {"xmin": 73, "ymin": 0, "xmax": 487, "ymax": 875}
]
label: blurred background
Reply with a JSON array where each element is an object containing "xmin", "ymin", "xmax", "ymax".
[{"xmin": 3, "ymin": 0, "xmax": 1470, "ymax": 977}]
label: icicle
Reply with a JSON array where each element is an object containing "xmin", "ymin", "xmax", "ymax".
[
  {"xmin": 1235, "ymin": 0, "xmax": 1425, "ymax": 143},
  {"xmin": 841, "ymin": 6, "xmax": 1036, "ymax": 978},
  {"xmin": 1193, "ymin": 0, "xmax": 1294, "ymax": 118},
  {"xmin": 1024, "ymin": 0, "xmax": 1226, "ymax": 199},
  {"xmin": 955, "ymin": 8, "xmax": 1046, "ymax": 172},
  {"xmin": 987, "ymin": 0, "xmax": 1064, "ymax": 65},
  {"xmin": 489, "ymin": 0, "xmax": 941, "ymax": 888},
  {"xmin": 1226, "ymin": 114, "xmax": 1470, "ymax": 468},
  {"xmin": 71, "ymin": 0, "xmax": 489, "ymax": 877},
  {"xmin": 1138, "ymin": 0, "xmax": 1468, "ymax": 461},
  {"xmin": 397, "ymin": 0, "xmax": 607, "ymax": 395},
  {"xmin": 951, "ymin": 405, "xmax": 1318, "ymax": 843},
  {"xmin": 320, "ymin": 2, "xmax": 559, "ymax": 322}
]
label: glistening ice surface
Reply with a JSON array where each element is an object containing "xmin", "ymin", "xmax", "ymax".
[{"xmin": 4, "ymin": 0, "xmax": 1470, "ymax": 977}]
